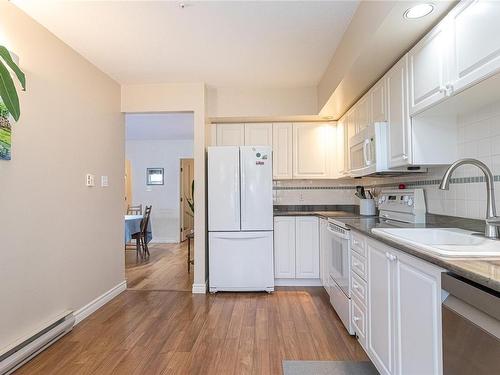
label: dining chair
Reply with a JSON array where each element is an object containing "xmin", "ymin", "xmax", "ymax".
[
  {"xmin": 132, "ymin": 205, "xmax": 152, "ymax": 258},
  {"xmin": 127, "ymin": 204, "xmax": 143, "ymax": 215}
]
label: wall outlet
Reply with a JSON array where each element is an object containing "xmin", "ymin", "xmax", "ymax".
[
  {"xmin": 85, "ymin": 174, "xmax": 95, "ymax": 187},
  {"xmin": 101, "ymin": 175, "xmax": 109, "ymax": 187}
]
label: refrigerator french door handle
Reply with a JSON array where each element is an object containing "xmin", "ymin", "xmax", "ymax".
[
  {"xmin": 240, "ymin": 150, "xmax": 245, "ymax": 226},
  {"xmin": 234, "ymin": 158, "xmax": 240, "ymax": 226}
]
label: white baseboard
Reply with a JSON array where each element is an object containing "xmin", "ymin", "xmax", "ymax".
[
  {"xmin": 74, "ymin": 281, "xmax": 127, "ymax": 325},
  {"xmin": 274, "ymin": 278, "xmax": 322, "ymax": 287},
  {"xmin": 192, "ymin": 283, "xmax": 207, "ymax": 294}
]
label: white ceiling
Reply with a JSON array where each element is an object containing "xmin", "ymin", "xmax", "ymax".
[
  {"xmin": 14, "ymin": 0, "xmax": 359, "ymax": 88},
  {"xmin": 125, "ymin": 112, "xmax": 194, "ymax": 140}
]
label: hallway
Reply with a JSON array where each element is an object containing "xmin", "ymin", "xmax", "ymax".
[{"xmin": 126, "ymin": 241, "xmax": 194, "ymax": 291}]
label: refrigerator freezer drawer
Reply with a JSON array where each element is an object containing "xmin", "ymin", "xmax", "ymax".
[{"xmin": 209, "ymin": 231, "xmax": 274, "ymax": 292}]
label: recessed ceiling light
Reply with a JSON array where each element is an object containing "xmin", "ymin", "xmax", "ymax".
[{"xmin": 404, "ymin": 4, "xmax": 434, "ymax": 19}]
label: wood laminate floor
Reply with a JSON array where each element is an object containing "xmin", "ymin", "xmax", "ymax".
[
  {"xmin": 15, "ymin": 242, "xmax": 369, "ymax": 374},
  {"xmin": 125, "ymin": 241, "xmax": 194, "ymax": 291}
]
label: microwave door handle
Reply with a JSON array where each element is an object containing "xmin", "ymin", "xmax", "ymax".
[
  {"xmin": 367, "ymin": 139, "xmax": 373, "ymax": 165},
  {"xmin": 363, "ymin": 139, "xmax": 370, "ymax": 165}
]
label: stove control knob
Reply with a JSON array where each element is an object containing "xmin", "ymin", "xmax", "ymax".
[{"xmin": 407, "ymin": 198, "xmax": 414, "ymax": 207}]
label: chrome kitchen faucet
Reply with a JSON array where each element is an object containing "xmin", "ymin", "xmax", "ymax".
[{"xmin": 439, "ymin": 158, "xmax": 500, "ymax": 239}]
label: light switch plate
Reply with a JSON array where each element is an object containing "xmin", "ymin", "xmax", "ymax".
[
  {"xmin": 101, "ymin": 175, "xmax": 109, "ymax": 187},
  {"xmin": 86, "ymin": 174, "xmax": 96, "ymax": 187}
]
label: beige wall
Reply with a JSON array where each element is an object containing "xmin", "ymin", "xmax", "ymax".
[
  {"xmin": 121, "ymin": 83, "xmax": 207, "ymax": 292},
  {"xmin": 207, "ymin": 86, "xmax": 317, "ymax": 117},
  {"xmin": 0, "ymin": 2, "xmax": 124, "ymax": 352}
]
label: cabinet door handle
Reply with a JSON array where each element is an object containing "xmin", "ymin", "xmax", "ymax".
[
  {"xmin": 386, "ymin": 253, "xmax": 397, "ymax": 262},
  {"xmin": 353, "ymin": 316, "xmax": 361, "ymax": 322},
  {"xmin": 353, "ymin": 284, "xmax": 359, "ymax": 290}
]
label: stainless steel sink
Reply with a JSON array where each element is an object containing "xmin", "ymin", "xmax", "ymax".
[{"xmin": 371, "ymin": 228, "xmax": 500, "ymax": 257}]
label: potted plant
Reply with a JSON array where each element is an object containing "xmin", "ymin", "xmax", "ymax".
[
  {"xmin": 0, "ymin": 46, "xmax": 26, "ymax": 160},
  {"xmin": 0, "ymin": 45, "xmax": 26, "ymax": 122}
]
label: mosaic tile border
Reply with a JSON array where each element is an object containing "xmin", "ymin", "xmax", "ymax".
[{"xmin": 273, "ymin": 175, "xmax": 500, "ymax": 190}]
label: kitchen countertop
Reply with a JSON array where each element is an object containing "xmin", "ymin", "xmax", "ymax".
[{"xmin": 273, "ymin": 206, "xmax": 500, "ymax": 293}]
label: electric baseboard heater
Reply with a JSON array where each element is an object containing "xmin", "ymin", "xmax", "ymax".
[{"xmin": 0, "ymin": 313, "xmax": 75, "ymax": 375}]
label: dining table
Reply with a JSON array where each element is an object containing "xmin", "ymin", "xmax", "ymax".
[{"xmin": 124, "ymin": 214, "xmax": 153, "ymax": 244}]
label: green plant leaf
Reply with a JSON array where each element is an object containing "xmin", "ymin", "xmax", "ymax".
[
  {"xmin": 0, "ymin": 61, "xmax": 20, "ymax": 121},
  {"xmin": 0, "ymin": 46, "xmax": 26, "ymax": 90}
]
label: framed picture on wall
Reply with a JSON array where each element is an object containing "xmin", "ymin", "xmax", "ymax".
[{"xmin": 146, "ymin": 168, "xmax": 164, "ymax": 185}]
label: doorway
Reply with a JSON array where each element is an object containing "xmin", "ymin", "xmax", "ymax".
[
  {"xmin": 124, "ymin": 112, "xmax": 194, "ymax": 291},
  {"xmin": 180, "ymin": 158, "xmax": 194, "ymax": 242}
]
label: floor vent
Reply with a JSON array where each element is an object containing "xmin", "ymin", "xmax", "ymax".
[{"xmin": 0, "ymin": 313, "xmax": 74, "ymax": 375}]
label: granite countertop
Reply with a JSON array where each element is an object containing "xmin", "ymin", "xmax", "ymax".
[{"xmin": 273, "ymin": 205, "xmax": 500, "ymax": 293}]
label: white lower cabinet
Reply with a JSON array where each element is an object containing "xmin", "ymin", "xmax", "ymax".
[
  {"xmin": 273, "ymin": 217, "xmax": 296, "ymax": 279},
  {"xmin": 319, "ymin": 218, "xmax": 329, "ymax": 288},
  {"xmin": 367, "ymin": 240, "xmax": 395, "ymax": 375},
  {"xmin": 273, "ymin": 216, "xmax": 319, "ymax": 283},
  {"xmin": 295, "ymin": 217, "xmax": 320, "ymax": 278},
  {"xmin": 350, "ymin": 234, "xmax": 444, "ymax": 375}
]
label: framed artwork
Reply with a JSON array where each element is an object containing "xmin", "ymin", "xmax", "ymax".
[
  {"xmin": 146, "ymin": 168, "xmax": 164, "ymax": 185},
  {"xmin": 0, "ymin": 101, "xmax": 11, "ymax": 161}
]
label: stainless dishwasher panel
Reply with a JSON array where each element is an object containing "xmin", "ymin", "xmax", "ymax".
[{"xmin": 442, "ymin": 273, "xmax": 500, "ymax": 375}]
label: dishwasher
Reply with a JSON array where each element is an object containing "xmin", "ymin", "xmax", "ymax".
[{"xmin": 442, "ymin": 273, "xmax": 500, "ymax": 374}]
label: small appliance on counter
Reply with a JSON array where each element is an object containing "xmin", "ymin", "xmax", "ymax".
[{"xmin": 377, "ymin": 188, "xmax": 426, "ymax": 224}]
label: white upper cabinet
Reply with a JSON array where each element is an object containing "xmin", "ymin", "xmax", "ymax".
[
  {"xmin": 371, "ymin": 78, "xmax": 387, "ymax": 122},
  {"xmin": 386, "ymin": 55, "xmax": 412, "ymax": 168},
  {"xmin": 272, "ymin": 123, "xmax": 293, "ymax": 180},
  {"xmin": 449, "ymin": 0, "xmax": 500, "ymax": 93},
  {"xmin": 292, "ymin": 123, "xmax": 334, "ymax": 179},
  {"xmin": 356, "ymin": 93, "xmax": 372, "ymax": 133},
  {"xmin": 295, "ymin": 216, "xmax": 320, "ymax": 279},
  {"xmin": 408, "ymin": 21, "xmax": 450, "ymax": 116},
  {"xmin": 244, "ymin": 123, "xmax": 272, "ymax": 146},
  {"xmin": 216, "ymin": 123, "xmax": 245, "ymax": 146}
]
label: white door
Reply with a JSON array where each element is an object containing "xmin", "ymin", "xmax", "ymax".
[
  {"xmin": 209, "ymin": 231, "xmax": 274, "ymax": 292},
  {"xmin": 180, "ymin": 158, "xmax": 194, "ymax": 242},
  {"xmin": 208, "ymin": 147, "xmax": 240, "ymax": 231},
  {"xmin": 216, "ymin": 123, "xmax": 245, "ymax": 146},
  {"xmin": 450, "ymin": 0, "xmax": 500, "ymax": 93},
  {"xmin": 244, "ymin": 123, "xmax": 272, "ymax": 146},
  {"xmin": 295, "ymin": 217, "xmax": 319, "ymax": 279},
  {"xmin": 367, "ymin": 240, "xmax": 395, "ymax": 375},
  {"xmin": 394, "ymin": 252, "xmax": 442, "ymax": 375},
  {"xmin": 371, "ymin": 78, "xmax": 386, "ymax": 122},
  {"xmin": 272, "ymin": 123, "xmax": 293, "ymax": 179},
  {"xmin": 274, "ymin": 216, "xmax": 296, "ymax": 279},
  {"xmin": 386, "ymin": 55, "xmax": 411, "ymax": 168},
  {"xmin": 408, "ymin": 22, "xmax": 449, "ymax": 115},
  {"xmin": 240, "ymin": 146, "xmax": 273, "ymax": 231},
  {"xmin": 293, "ymin": 123, "xmax": 332, "ymax": 179}
]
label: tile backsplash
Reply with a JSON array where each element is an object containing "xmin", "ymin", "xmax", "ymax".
[{"xmin": 274, "ymin": 100, "xmax": 500, "ymax": 221}]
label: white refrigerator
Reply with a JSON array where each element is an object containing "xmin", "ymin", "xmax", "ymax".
[{"xmin": 208, "ymin": 146, "xmax": 274, "ymax": 293}]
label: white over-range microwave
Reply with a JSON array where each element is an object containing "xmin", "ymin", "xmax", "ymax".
[{"xmin": 348, "ymin": 122, "xmax": 425, "ymax": 177}]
